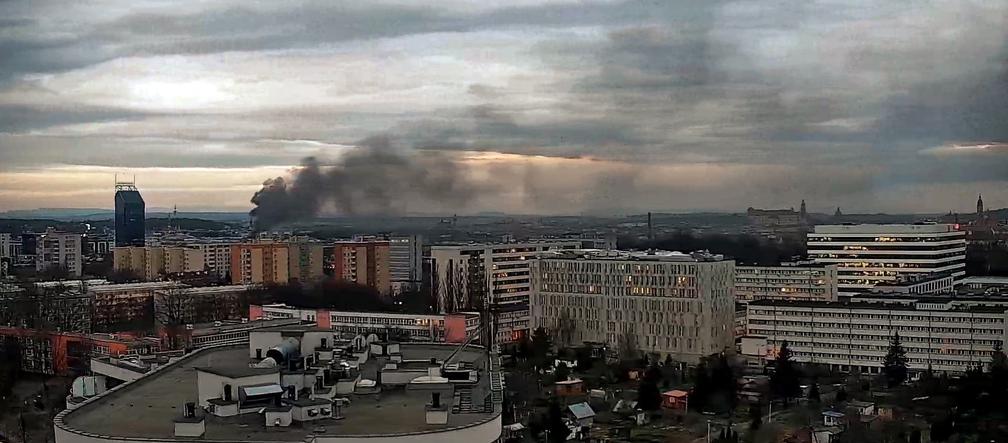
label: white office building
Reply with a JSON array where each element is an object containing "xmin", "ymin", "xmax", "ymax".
[
  {"xmin": 36, "ymin": 231, "xmax": 83, "ymax": 277},
  {"xmin": 735, "ymin": 264, "xmax": 839, "ymax": 303},
  {"xmin": 745, "ymin": 295, "xmax": 1008, "ymax": 374},
  {"xmin": 807, "ymin": 224, "xmax": 966, "ymax": 295},
  {"xmin": 430, "ymin": 241, "xmax": 581, "ymax": 344},
  {"xmin": 530, "ymin": 249, "xmax": 735, "ymax": 362}
]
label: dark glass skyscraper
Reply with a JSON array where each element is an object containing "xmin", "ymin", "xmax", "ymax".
[{"xmin": 114, "ymin": 181, "xmax": 145, "ymax": 247}]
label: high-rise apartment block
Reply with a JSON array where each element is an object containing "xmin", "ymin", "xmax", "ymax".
[
  {"xmin": 113, "ymin": 246, "xmax": 205, "ymax": 281},
  {"xmin": 735, "ymin": 264, "xmax": 839, "ymax": 303},
  {"xmin": 530, "ymin": 249, "xmax": 735, "ymax": 362},
  {"xmin": 114, "ymin": 180, "xmax": 145, "ymax": 247},
  {"xmin": 807, "ymin": 224, "xmax": 966, "ymax": 295},
  {"xmin": 194, "ymin": 243, "xmax": 233, "ymax": 280},
  {"xmin": 230, "ymin": 243, "xmax": 289, "ymax": 285},
  {"xmin": 331, "ymin": 241, "xmax": 391, "ymax": 294},
  {"xmin": 35, "ymin": 230, "xmax": 83, "ymax": 277},
  {"xmin": 430, "ymin": 241, "xmax": 581, "ymax": 344},
  {"xmin": 0, "ymin": 232, "xmax": 12, "ymax": 258},
  {"xmin": 389, "ymin": 235, "xmax": 423, "ymax": 292},
  {"xmin": 287, "ymin": 242, "xmax": 325, "ymax": 283}
]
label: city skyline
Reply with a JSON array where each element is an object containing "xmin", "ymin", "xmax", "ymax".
[{"xmin": 1, "ymin": 1, "xmax": 1006, "ymax": 215}]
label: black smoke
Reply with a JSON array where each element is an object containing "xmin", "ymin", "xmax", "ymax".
[{"xmin": 250, "ymin": 136, "xmax": 476, "ymax": 230}]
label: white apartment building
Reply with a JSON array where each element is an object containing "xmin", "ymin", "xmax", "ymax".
[
  {"xmin": 0, "ymin": 233, "xmax": 12, "ymax": 258},
  {"xmin": 194, "ymin": 243, "xmax": 234, "ymax": 280},
  {"xmin": 430, "ymin": 241, "xmax": 581, "ymax": 344},
  {"xmin": 250, "ymin": 303, "xmax": 480, "ymax": 343},
  {"xmin": 735, "ymin": 264, "xmax": 839, "ymax": 303},
  {"xmin": 35, "ymin": 231, "xmax": 83, "ymax": 277},
  {"xmin": 745, "ymin": 295, "xmax": 1008, "ymax": 374},
  {"xmin": 389, "ymin": 235, "xmax": 423, "ymax": 292},
  {"xmin": 530, "ymin": 249, "xmax": 735, "ymax": 362},
  {"xmin": 807, "ymin": 224, "xmax": 966, "ymax": 295}
]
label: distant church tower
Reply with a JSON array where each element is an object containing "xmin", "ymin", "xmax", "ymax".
[
  {"xmin": 834, "ymin": 207, "xmax": 843, "ymax": 218},
  {"xmin": 977, "ymin": 194, "xmax": 984, "ymax": 216},
  {"xmin": 800, "ymin": 199, "xmax": 807, "ymax": 220}
]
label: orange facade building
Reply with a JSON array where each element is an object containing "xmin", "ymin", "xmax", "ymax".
[
  {"xmin": 331, "ymin": 241, "xmax": 391, "ymax": 295},
  {"xmin": 230, "ymin": 242, "xmax": 290, "ymax": 285}
]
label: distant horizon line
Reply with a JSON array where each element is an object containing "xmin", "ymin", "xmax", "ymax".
[{"xmin": 0, "ymin": 206, "xmax": 1000, "ymax": 218}]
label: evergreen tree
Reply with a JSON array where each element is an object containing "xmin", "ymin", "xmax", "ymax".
[
  {"xmin": 808, "ymin": 382, "xmax": 821, "ymax": 403},
  {"xmin": 638, "ymin": 368, "xmax": 663, "ymax": 411},
  {"xmin": 990, "ymin": 340, "xmax": 1008, "ymax": 375},
  {"xmin": 692, "ymin": 361, "xmax": 713, "ymax": 410},
  {"xmin": 516, "ymin": 335, "xmax": 532, "ymax": 362},
  {"xmin": 748, "ymin": 403, "xmax": 762, "ymax": 430},
  {"xmin": 990, "ymin": 341, "xmax": 1008, "ymax": 395},
  {"xmin": 770, "ymin": 341, "xmax": 801, "ymax": 406},
  {"xmin": 554, "ymin": 361, "xmax": 570, "ymax": 382},
  {"xmin": 545, "ymin": 398, "xmax": 570, "ymax": 442},
  {"xmin": 530, "ymin": 327, "xmax": 553, "ymax": 370},
  {"xmin": 712, "ymin": 353, "xmax": 738, "ymax": 411},
  {"xmin": 883, "ymin": 332, "xmax": 909, "ymax": 388}
]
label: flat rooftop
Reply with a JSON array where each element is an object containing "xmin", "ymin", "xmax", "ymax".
[
  {"xmin": 60, "ymin": 344, "xmax": 498, "ymax": 441},
  {"xmin": 538, "ymin": 249, "xmax": 726, "ymax": 262},
  {"xmin": 811, "ymin": 223, "xmax": 960, "ymax": 234},
  {"xmin": 748, "ymin": 296, "xmax": 1008, "ymax": 314},
  {"xmin": 89, "ymin": 282, "xmax": 183, "ymax": 292}
]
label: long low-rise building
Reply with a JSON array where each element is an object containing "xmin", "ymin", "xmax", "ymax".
[
  {"xmin": 90, "ymin": 282, "xmax": 185, "ymax": 331},
  {"xmin": 0, "ymin": 327, "xmax": 159, "ymax": 375},
  {"xmin": 735, "ymin": 264, "xmax": 839, "ymax": 303},
  {"xmin": 530, "ymin": 249, "xmax": 735, "ymax": 362},
  {"xmin": 249, "ymin": 303, "xmax": 479, "ymax": 343},
  {"xmin": 744, "ymin": 295, "xmax": 1008, "ymax": 374}
]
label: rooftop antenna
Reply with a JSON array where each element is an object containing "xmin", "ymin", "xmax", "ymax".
[{"xmin": 114, "ymin": 173, "xmax": 137, "ymax": 192}]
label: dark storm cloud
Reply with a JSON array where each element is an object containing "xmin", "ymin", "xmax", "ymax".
[
  {"xmin": 0, "ymin": 104, "xmax": 152, "ymax": 133},
  {"xmin": 409, "ymin": 105, "xmax": 648, "ymax": 156}
]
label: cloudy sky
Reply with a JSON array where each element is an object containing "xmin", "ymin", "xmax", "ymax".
[{"xmin": 0, "ymin": 0, "xmax": 1006, "ymax": 215}]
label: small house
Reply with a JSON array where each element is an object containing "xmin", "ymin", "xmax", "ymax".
[
  {"xmin": 661, "ymin": 390, "xmax": 689, "ymax": 410},
  {"xmin": 846, "ymin": 400, "xmax": 875, "ymax": 416},
  {"xmin": 822, "ymin": 410, "xmax": 845, "ymax": 427},
  {"xmin": 567, "ymin": 402, "xmax": 596, "ymax": 427},
  {"xmin": 554, "ymin": 378, "xmax": 584, "ymax": 397}
]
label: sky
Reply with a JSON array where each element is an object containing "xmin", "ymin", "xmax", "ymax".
[{"xmin": 0, "ymin": 0, "xmax": 1006, "ymax": 215}]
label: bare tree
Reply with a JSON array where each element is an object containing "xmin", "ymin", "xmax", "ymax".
[
  {"xmin": 438, "ymin": 259, "xmax": 469, "ymax": 313},
  {"xmin": 551, "ymin": 309, "xmax": 577, "ymax": 350},
  {"xmin": 617, "ymin": 330, "xmax": 639, "ymax": 362},
  {"xmin": 154, "ymin": 285, "xmax": 193, "ymax": 349}
]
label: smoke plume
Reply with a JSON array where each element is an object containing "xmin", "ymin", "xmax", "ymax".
[{"xmin": 250, "ymin": 136, "xmax": 476, "ymax": 230}]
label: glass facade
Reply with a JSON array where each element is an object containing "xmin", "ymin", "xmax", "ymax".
[{"xmin": 114, "ymin": 187, "xmax": 146, "ymax": 247}]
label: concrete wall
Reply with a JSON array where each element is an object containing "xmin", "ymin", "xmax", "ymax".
[
  {"xmin": 249, "ymin": 331, "xmax": 283, "ymax": 359},
  {"xmin": 56, "ymin": 413, "xmax": 500, "ymax": 443},
  {"xmin": 379, "ymin": 369, "xmax": 428, "ymax": 386},
  {"xmin": 196, "ymin": 370, "xmax": 279, "ymax": 408},
  {"xmin": 89, "ymin": 359, "xmax": 145, "ymax": 383}
]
